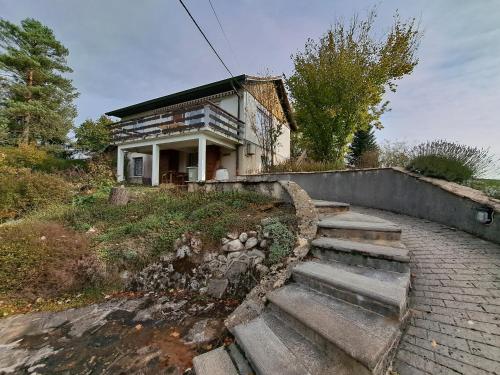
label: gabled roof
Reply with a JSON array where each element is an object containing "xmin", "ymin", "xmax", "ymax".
[{"xmin": 105, "ymin": 74, "xmax": 296, "ymax": 130}]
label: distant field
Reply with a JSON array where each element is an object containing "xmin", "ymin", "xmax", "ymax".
[{"xmin": 467, "ymin": 179, "xmax": 500, "ymax": 199}]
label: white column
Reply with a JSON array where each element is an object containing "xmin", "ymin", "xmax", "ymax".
[
  {"xmin": 152, "ymin": 143, "xmax": 160, "ymax": 186},
  {"xmin": 117, "ymin": 146, "xmax": 125, "ymax": 182},
  {"xmin": 198, "ymin": 135, "xmax": 206, "ymax": 181}
]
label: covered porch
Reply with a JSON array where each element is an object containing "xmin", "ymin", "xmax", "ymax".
[{"xmin": 116, "ymin": 133, "xmax": 237, "ymax": 185}]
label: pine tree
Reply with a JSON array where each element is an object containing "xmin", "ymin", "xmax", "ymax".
[
  {"xmin": 348, "ymin": 126, "xmax": 378, "ymax": 166},
  {"xmin": 0, "ymin": 18, "xmax": 78, "ymax": 145}
]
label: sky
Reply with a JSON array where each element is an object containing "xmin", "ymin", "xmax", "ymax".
[{"xmin": 1, "ymin": 0, "xmax": 499, "ymax": 176}]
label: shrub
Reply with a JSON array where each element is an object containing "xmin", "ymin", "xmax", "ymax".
[
  {"xmin": 0, "ymin": 168, "xmax": 73, "ymax": 221},
  {"xmin": 0, "ymin": 144, "xmax": 83, "ymax": 172},
  {"xmin": 409, "ymin": 140, "xmax": 495, "ymax": 178},
  {"xmin": 268, "ymin": 158, "xmax": 345, "ymax": 173},
  {"xmin": 264, "ymin": 218, "xmax": 296, "ymax": 264},
  {"xmin": 407, "ymin": 155, "xmax": 474, "ymax": 182},
  {"xmin": 0, "ymin": 222, "xmax": 100, "ymax": 299},
  {"xmin": 356, "ymin": 149, "xmax": 380, "ymax": 168},
  {"xmin": 407, "ymin": 140, "xmax": 496, "ymax": 182}
]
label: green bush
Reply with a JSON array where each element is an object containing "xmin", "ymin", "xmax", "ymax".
[
  {"xmin": 407, "ymin": 140, "xmax": 495, "ymax": 181},
  {"xmin": 264, "ymin": 218, "xmax": 296, "ymax": 264},
  {"xmin": 407, "ymin": 155, "xmax": 474, "ymax": 182},
  {"xmin": 0, "ymin": 169, "xmax": 73, "ymax": 222},
  {"xmin": 0, "ymin": 144, "xmax": 83, "ymax": 172}
]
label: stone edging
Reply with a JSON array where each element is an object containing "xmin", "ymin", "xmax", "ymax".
[{"xmin": 187, "ymin": 180, "xmax": 318, "ymax": 330}]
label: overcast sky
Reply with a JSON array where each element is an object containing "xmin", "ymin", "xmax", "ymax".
[{"xmin": 1, "ymin": 0, "xmax": 499, "ymax": 176}]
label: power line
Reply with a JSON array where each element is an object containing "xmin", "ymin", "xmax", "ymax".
[
  {"xmin": 207, "ymin": 0, "xmax": 240, "ymax": 71},
  {"xmin": 178, "ymin": 0, "xmax": 234, "ymax": 78}
]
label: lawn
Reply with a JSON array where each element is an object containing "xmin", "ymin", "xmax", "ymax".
[{"xmin": 0, "ymin": 186, "xmax": 293, "ymax": 317}]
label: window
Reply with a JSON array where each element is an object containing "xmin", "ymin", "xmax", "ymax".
[
  {"xmin": 133, "ymin": 157, "xmax": 143, "ymax": 176},
  {"xmin": 256, "ymin": 108, "xmax": 270, "ymax": 133}
]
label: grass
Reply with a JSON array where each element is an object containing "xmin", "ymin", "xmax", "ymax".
[
  {"xmin": 0, "ymin": 186, "xmax": 291, "ymax": 315},
  {"xmin": 465, "ymin": 179, "xmax": 500, "ymax": 200}
]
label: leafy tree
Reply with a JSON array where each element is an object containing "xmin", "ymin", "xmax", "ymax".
[
  {"xmin": 348, "ymin": 126, "xmax": 378, "ymax": 166},
  {"xmin": 75, "ymin": 115, "xmax": 114, "ymax": 153},
  {"xmin": 287, "ymin": 10, "xmax": 420, "ymax": 163},
  {"xmin": 0, "ymin": 18, "xmax": 78, "ymax": 145}
]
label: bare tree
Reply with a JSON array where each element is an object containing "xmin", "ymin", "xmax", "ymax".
[{"xmin": 244, "ymin": 75, "xmax": 285, "ymax": 171}]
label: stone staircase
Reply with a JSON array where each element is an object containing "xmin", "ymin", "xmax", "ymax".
[{"xmin": 193, "ymin": 200, "xmax": 411, "ymax": 375}]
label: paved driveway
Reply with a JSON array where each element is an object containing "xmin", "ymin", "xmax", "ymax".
[{"xmin": 354, "ymin": 207, "xmax": 500, "ymax": 375}]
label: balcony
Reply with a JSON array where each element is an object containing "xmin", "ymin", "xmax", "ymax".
[{"xmin": 111, "ymin": 101, "xmax": 244, "ymax": 144}]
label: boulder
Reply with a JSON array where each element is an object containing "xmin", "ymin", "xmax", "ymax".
[
  {"xmin": 207, "ymin": 278, "xmax": 229, "ymax": 298},
  {"xmin": 239, "ymin": 232, "xmax": 248, "ymax": 243},
  {"xmin": 244, "ymin": 237, "xmax": 258, "ymax": 249},
  {"xmin": 183, "ymin": 318, "xmax": 224, "ymax": 346},
  {"xmin": 248, "ymin": 231, "xmax": 258, "ymax": 238},
  {"xmin": 260, "ymin": 239, "xmax": 268, "ymax": 248},
  {"xmin": 176, "ymin": 245, "xmax": 191, "ymax": 259},
  {"xmin": 226, "ymin": 232, "xmax": 239, "ymax": 240},
  {"xmin": 222, "ymin": 239, "xmax": 244, "ymax": 252}
]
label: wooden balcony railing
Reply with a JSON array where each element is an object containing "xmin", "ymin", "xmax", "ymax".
[{"xmin": 111, "ymin": 101, "xmax": 244, "ymax": 143}]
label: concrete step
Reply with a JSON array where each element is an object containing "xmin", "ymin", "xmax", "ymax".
[
  {"xmin": 267, "ymin": 284, "xmax": 402, "ymax": 375},
  {"xmin": 317, "ymin": 212, "xmax": 402, "ymax": 244},
  {"xmin": 313, "ymin": 200, "xmax": 350, "ymax": 215},
  {"xmin": 311, "ymin": 237, "xmax": 410, "ymax": 273},
  {"xmin": 293, "ymin": 260, "xmax": 409, "ymax": 319},
  {"xmin": 227, "ymin": 343, "xmax": 253, "ymax": 375},
  {"xmin": 193, "ymin": 347, "xmax": 239, "ymax": 375},
  {"xmin": 233, "ymin": 316, "xmax": 310, "ymax": 375},
  {"xmin": 262, "ymin": 311, "xmax": 350, "ymax": 375}
]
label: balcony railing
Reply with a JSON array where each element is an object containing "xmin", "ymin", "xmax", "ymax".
[{"xmin": 111, "ymin": 101, "xmax": 244, "ymax": 143}]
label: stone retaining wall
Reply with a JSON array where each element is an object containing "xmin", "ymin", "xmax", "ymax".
[
  {"xmin": 243, "ymin": 168, "xmax": 500, "ymax": 245},
  {"xmin": 188, "ymin": 180, "xmax": 319, "ymax": 329}
]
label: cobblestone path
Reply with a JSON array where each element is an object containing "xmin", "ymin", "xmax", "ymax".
[{"xmin": 354, "ymin": 207, "xmax": 500, "ymax": 375}]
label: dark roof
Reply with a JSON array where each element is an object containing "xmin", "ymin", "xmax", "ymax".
[{"xmin": 105, "ymin": 74, "xmax": 296, "ymax": 130}]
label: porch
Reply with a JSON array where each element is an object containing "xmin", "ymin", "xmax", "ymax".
[
  {"xmin": 112, "ymin": 100, "xmax": 243, "ymax": 185},
  {"xmin": 116, "ymin": 133, "xmax": 237, "ymax": 185}
]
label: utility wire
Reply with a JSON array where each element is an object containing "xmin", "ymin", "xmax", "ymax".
[
  {"xmin": 178, "ymin": 0, "xmax": 234, "ymax": 78},
  {"xmin": 207, "ymin": 0, "xmax": 241, "ymax": 71}
]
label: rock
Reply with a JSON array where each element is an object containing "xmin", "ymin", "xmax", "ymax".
[
  {"xmin": 207, "ymin": 278, "xmax": 229, "ymax": 298},
  {"xmin": 293, "ymin": 243, "xmax": 309, "ymax": 258},
  {"xmin": 260, "ymin": 240, "xmax": 268, "ymax": 248},
  {"xmin": 227, "ymin": 251, "xmax": 243, "ymax": 261},
  {"xmin": 239, "ymin": 232, "xmax": 248, "ymax": 243},
  {"xmin": 174, "ymin": 238, "xmax": 183, "ymax": 250},
  {"xmin": 160, "ymin": 253, "xmax": 175, "ymax": 263},
  {"xmin": 247, "ymin": 249, "xmax": 265, "ymax": 259},
  {"xmin": 190, "ymin": 237, "xmax": 202, "ymax": 254},
  {"xmin": 245, "ymin": 237, "xmax": 258, "ymax": 249},
  {"xmin": 248, "ymin": 231, "xmax": 258, "ymax": 238},
  {"xmin": 221, "ymin": 238, "xmax": 230, "ymax": 245},
  {"xmin": 183, "ymin": 318, "xmax": 223, "ymax": 346},
  {"xmin": 199, "ymin": 286, "xmax": 208, "ymax": 295},
  {"xmin": 256, "ymin": 264, "xmax": 269, "ymax": 275},
  {"xmin": 225, "ymin": 261, "xmax": 248, "ymax": 282},
  {"xmin": 226, "ymin": 232, "xmax": 239, "ymax": 240},
  {"xmin": 217, "ymin": 254, "xmax": 227, "ymax": 263},
  {"xmin": 190, "ymin": 279, "xmax": 200, "ymax": 291},
  {"xmin": 176, "ymin": 245, "xmax": 191, "ymax": 259},
  {"xmin": 222, "ymin": 239, "xmax": 244, "ymax": 252}
]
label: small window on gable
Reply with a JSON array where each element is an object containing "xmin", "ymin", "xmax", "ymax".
[{"xmin": 133, "ymin": 157, "xmax": 143, "ymax": 176}]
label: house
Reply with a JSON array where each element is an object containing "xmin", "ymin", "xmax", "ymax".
[{"xmin": 105, "ymin": 74, "xmax": 296, "ymax": 185}]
